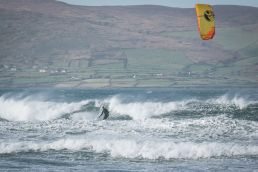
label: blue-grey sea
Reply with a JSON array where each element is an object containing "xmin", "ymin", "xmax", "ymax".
[{"xmin": 0, "ymin": 88, "xmax": 258, "ymax": 171}]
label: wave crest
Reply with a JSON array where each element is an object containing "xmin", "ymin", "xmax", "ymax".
[
  {"xmin": 0, "ymin": 93, "xmax": 256, "ymax": 121},
  {"xmin": 107, "ymin": 96, "xmax": 193, "ymax": 120},
  {"xmin": 0, "ymin": 95, "xmax": 89, "ymax": 121},
  {"xmin": 207, "ymin": 94, "xmax": 255, "ymax": 109},
  {"xmin": 1, "ymin": 138, "xmax": 257, "ymax": 160}
]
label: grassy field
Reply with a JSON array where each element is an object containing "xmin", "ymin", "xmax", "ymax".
[
  {"xmin": 214, "ymin": 27, "xmax": 258, "ymax": 50},
  {"xmin": 125, "ymin": 48, "xmax": 192, "ymax": 73},
  {"xmin": 1, "ymin": 45, "xmax": 257, "ymax": 88},
  {"xmin": 161, "ymin": 27, "xmax": 258, "ymax": 52},
  {"xmin": 240, "ymin": 42, "xmax": 258, "ymax": 57},
  {"xmin": 160, "ymin": 31, "xmax": 198, "ymax": 40}
]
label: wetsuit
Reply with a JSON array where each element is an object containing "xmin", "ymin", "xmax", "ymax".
[{"xmin": 99, "ymin": 107, "xmax": 109, "ymax": 120}]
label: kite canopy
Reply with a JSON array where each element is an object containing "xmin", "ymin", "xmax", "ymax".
[{"xmin": 195, "ymin": 4, "xmax": 215, "ymax": 40}]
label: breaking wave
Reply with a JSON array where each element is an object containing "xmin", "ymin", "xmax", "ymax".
[
  {"xmin": 207, "ymin": 94, "xmax": 255, "ymax": 109},
  {"xmin": 1, "ymin": 138, "xmax": 258, "ymax": 160},
  {"xmin": 107, "ymin": 96, "xmax": 194, "ymax": 120},
  {"xmin": 0, "ymin": 93, "xmax": 257, "ymax": 121},
  {"xmin": 0, "ymin": 90, "xmax": 258, "ymax": 164},
  {"xmin": 0, "ymin": 94, "xmax": 90, "ymax": 121}
]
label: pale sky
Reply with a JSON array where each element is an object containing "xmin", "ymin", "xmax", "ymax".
[{"xmin": 58, "ymin": 0, "xmax": 258, "ymax": 8}]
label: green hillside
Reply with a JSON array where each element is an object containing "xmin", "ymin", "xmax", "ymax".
[{"xmin": 0, "ymin": 1, "xmax": 257, "ymax": 88}]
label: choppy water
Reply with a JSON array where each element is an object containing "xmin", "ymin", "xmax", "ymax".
[{"xmin": 0, "ymin": 88, "xmax": 258, "ymax": 171}]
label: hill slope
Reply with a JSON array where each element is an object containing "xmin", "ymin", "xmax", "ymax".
[{"xmin": 0, "ymin": 0, "xmax": 257, "ymax": 88}]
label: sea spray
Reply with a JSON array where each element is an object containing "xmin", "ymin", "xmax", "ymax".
[
  {"xmin": 0, "ymin": 95, "xmax": 90, "ymax": 121},
  {"xmin": 0, "ymin": 93, "xmax": 257, "ymax": 121},
  {"xmin": 107, "ymin": 96, "xmax": 195, "ymax": 120}
]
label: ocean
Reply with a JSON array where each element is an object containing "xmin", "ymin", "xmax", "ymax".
[{"xmin": 0, "ymin": 88, "xmax": 257, "ymax": 171}]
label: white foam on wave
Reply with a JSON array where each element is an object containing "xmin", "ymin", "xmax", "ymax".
[
  {"xmin": 207, "ymin": 94, "xmax": 255, "ymax": 109},
  {"xmin": 105, "ymin": 94, "xmax": 257, "ymax": 120},
  {"xmin": 1, "ymin": 138, "xmax": 258, "ymax": 159},
  {"xmin": 104, "ymin": 115, "xmax": 258, "ymax": 142},
  {"xmin": 71, "ymin": 111, "xmax": 97, "ymax": 121},
  {"xmin": 106, "ymin": 96, "xmax": 193, "ymax": 120},
  {"xmin": 0, "ymin": 92, "xmax": 256, "ymax": 121},
  {"xmin": 0, "ymin": 95, "xmax": 89, "ymax": 121}
]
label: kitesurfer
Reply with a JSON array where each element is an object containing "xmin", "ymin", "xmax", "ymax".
[{"xmin": 98, "ymin": 106, "xmax": 109, "ymax": 120}]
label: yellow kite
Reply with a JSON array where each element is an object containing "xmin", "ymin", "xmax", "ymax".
[{"xmin": 195, "ymin": 4, "xmax": 215, "ymax": 40}]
